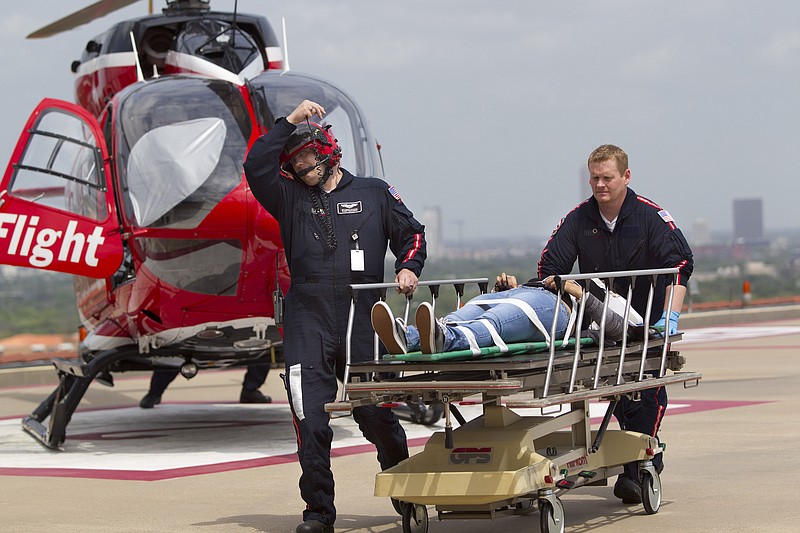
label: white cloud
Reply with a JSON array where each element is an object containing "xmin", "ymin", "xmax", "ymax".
[
  {"xmin": 0, "ymin": 15, "xmax": 36, "ymax": 42},
  {"xmin": 760, "ymin": 30, "xmax": 800, "ymax": 68},
  {"xmin": 624, "ymin": 42, "xmax": 684, "ymax": 82}
]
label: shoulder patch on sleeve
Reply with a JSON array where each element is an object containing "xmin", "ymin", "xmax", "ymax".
[
  {"xmin": 657, "ymin": 209, "xmax": 674, "ymax": 223},
  {"xmin": 388, "ymin": 184, "xmax": 403, "ymax": 202}
]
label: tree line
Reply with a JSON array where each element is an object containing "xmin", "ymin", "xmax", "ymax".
[{"xmin": 1, "ymin": 250, "xmax": 796, "ymax": 338}]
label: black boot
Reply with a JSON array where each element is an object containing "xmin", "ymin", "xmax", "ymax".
[
  {"xmin": 295, "ymin": 520, "xmax": 333, "ymax": 533},
  {"xmin": 239, "ymin": 389, "xmax": 272, "ymax": 403},
  {"xmin": 613, "ymin": 475, "xmax": 642, "ymax": 504},
  {"xmin": 139, "ymin": 393, "xmax": 162, "ymax": 409}
]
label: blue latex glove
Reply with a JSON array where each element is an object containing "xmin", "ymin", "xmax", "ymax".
[{"xmin": 654, "ymin": 310, "xmax": 680, "ymax": 335}]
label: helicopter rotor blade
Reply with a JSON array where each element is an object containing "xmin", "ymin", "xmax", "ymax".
[{"xmin": 27, "ymin": 0, "xmax": 144, "ymax": 39}]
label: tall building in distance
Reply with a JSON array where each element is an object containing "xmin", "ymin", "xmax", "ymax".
[
  {"xmin": 732, "ymin": 198, "xmax": 764, "ymax": 243},
  {"xmin": 419, "ymin": 206, "xmax": 443, "ymax": 257},
  {"xmin": 691, "ymin": 218, "xmax": 711, "ymax": 247}
]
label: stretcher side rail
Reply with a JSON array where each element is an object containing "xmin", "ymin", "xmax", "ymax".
[
  {"xmin": 548, "ymin": 268, "xmax": 682, "ymax": 394},
  {"xmin": 338, "ymin": 269, "xmax": 681, "ymax": 404},
  {"xmin": 333, "ymin": 268, "xmax": 683, "ymax": 413}
]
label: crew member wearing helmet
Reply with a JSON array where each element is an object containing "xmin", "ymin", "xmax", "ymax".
[{"xmin": 244, "ymin": 99, "xmax": 426, "ymax": 533}]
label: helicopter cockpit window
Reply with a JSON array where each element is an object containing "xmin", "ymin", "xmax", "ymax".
[
  {"xmin": 116, "ymin": 77, "xmax": 251, "ymax": 229},
  {"xmin": 8, "ymin": 108, "xmax": 107, "ymax": 221},
  {"xmin": 248, "ymin": 72, "xmax": 384, "ymax": 179},
  {"xmin": 174, "ymin": 19, "xmax": 262, "ymax": 76}
]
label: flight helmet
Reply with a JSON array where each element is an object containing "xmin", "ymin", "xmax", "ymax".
[{"xmin": 279, "ymin": 122, "xmax": 341, "ymax": 180}]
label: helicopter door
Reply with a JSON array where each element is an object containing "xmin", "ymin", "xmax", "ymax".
[{"xmin": 0, "ymin": 98, "xmax": 123, "ymax": 278}]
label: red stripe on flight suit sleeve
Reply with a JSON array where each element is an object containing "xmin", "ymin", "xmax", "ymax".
[
  {"xmin": 674, "ymin": 259, "xmax": 688, "ymax": 285},
  {"xmin": 403, "ymin": 233, "xmax": 422, "ymax": 263}
]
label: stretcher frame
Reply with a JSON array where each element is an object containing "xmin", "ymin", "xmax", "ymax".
[{"xmin": 325, "ymin": 268, "xmax": 702, "ymax": 533}]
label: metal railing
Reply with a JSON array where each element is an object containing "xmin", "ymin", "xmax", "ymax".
[
  {"xmin": 547, "ymin": 267, "xmax": 679, "ymax": 398},
  {"xmin": 341, "ymin": 268, "xmax": 680, "ymax": 401}
]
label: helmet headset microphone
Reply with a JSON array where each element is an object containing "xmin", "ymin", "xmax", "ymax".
[
  {"xmin": 279, "ymin": 119, "xmax": 341, "ymax": 251},
  {"xmin": 280, "ymin": 120, "xmax": 342, "ymax": 186}
]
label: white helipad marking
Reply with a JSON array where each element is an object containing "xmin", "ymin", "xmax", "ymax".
[
  {"xmin": 0, "ymin": 398, "xmax": 756, "ymax": 479},
  {"xmin": 0, "ymin": 403, "xmax": 441, "ymax": 473},
  {"xmin": 680, "ymin": 325, "xmax": 800, "ymax": 345}
]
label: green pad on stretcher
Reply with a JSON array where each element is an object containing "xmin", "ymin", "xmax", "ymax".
[{"xmin": 383, "ymin": 336, "xmax": 595, "ymax": 362}]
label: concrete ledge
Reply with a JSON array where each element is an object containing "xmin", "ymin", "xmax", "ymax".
[
  {"xmin": 0, "ymin": 363, "xmax": 59, "ymax": 388},
  {"xmin": 680, "ymin": 303, "xmax": 800, "ymax": 328}
]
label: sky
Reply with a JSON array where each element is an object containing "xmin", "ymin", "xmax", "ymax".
[{"xmin": 1, "ymin": 0, "xmax": 798, "ymax": 245}]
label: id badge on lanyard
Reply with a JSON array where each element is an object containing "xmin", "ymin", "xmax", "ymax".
[{"xmin": 351, "ymin": 230, "xmax": 365, "ymax": 271}]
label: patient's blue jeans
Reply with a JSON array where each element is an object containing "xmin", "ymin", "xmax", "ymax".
[{"xmin": 404, "ymin": 286, "xmax": 571, "ymax": 352}]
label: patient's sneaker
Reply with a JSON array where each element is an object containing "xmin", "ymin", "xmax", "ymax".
[
  {"xmin": 371, "ymin": 301, "xmax": 408, "ymax": 354},
  {"xmin": 416, "ymin": 302, "xmax": 445, "ymax": 354}
]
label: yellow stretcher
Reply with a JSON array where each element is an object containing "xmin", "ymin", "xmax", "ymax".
[{"xmin": 325, "ymin": 268, "xmax": 702, "ymax": 533}]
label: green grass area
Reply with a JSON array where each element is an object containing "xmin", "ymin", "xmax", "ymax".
[{"xmin": 0, "ymin": 272, "xmax": 79, "ymax": 338}]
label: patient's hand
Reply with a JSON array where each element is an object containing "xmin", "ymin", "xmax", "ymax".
[
  {"xmin": 543, "ymin": 276, "xmax": 583, "ymax": 299},
  {"xmin": 494, "ymin": 272, "xmax": 518, "ymax": 291}
]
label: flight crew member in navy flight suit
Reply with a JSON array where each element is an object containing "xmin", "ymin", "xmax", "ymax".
[
  {"xmin": 244, "ymin": 99, "xmax": 426, "ymax": 533},
  {"xmin": 538, "ymin": 144, "xmax": 693, "ymax": 505}
]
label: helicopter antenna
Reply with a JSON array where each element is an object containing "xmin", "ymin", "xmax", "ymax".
[
  {"xmin": 376, "ymin": 140, "xmax": 386, "ymax": 177},
  {"xmin": 281, "ymin": 17, "xmax": 291, "ymax": 74},
  {"xmin": 231, "ymin": 0, "xmax": 239, "ymax": 48},
  {"xmin": 129, "ymin": 31, "xmax": 145, "ymax": 82}
]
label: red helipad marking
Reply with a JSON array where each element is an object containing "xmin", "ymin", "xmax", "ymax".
[
  {"xmin": 0, "ymin": 398, "xmax": 766, "ymax": 481},
  {"xmin": 659, "ymin": 399, "xmax": 770, "ymax": 416}
]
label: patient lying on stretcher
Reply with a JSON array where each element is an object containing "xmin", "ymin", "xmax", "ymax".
[{"xmin": 371, "ymin": 275, "xmax": 641, "ymax": 355}]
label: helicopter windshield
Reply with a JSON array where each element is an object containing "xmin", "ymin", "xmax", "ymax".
[
  {"xmin": 248, "ymin": 72, "xmax": 383, "ymax": 178},
  {"xmin": 116, "ymin": 77, "xmax": 251, "ymax": 229}
]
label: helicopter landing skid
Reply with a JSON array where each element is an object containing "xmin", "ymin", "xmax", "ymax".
[{"xmin": 22, "ymin": 346, "xmax": 141, "ymax": 450}]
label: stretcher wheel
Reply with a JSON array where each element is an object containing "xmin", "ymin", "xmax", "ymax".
[
  {"xmin": 401, "ymin": 503, "xmax": 428, "ymax": 533},
  {"xmin": 640, "ymin": 470, "xmax": 662, "ymax": 514},
  {"xmin": 538, "ymin": 497, "xmax": 565, "ymax": 533}
]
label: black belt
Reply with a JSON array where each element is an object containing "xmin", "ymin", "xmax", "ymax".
[
  {"xmin": 291, "ymin": 275, "xmax": 380, "ymax": 284},
  {"xmin": 290, "ymin": 276, "xmax": 320, "ymax": 284}
]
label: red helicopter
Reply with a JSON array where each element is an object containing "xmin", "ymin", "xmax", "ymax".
[{"xmin": 0, "ymin": 0, "xmax": 392, "ymax": 449}]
